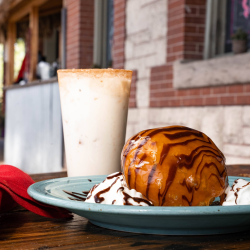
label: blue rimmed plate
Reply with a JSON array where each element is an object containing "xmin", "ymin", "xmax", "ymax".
[{"xmin": 28, "ymin": 176, "xmax": 250, "ymax": 235}]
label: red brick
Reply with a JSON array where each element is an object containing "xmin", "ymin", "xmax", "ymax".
[
  {"xmin": 113, "ymin": 34, "xmax": 125, "ymax": 42},
  {"xmin": 112, "ymin": 0, "xmax": 126, "ymax": 69},
  {"xmin": 113, "ymin": 50, "xmax": 124, "ymax": 58},
  {"xmin": 185, "ymin": 17, "xmax": 205, "ymax": 24},
  {"xmin": 188, "ymin": 7, "xmax": 197, "ymax": 15},
  {"xmin": 198, "ymin": 27, "xmax": 205, "ymax": 33},
  {"xmin": 183, "ymin": 53, "xmax": 202, "ymax": 60},
  {"xmin": 198, "ymin": 44, "xmax": 204, "ymax": 52},
  {"xmin": 189, "ymin": 88, "xmax": 201, "ymax": 96},
  {"xmin": 236, "ymin": 95, "xmax": 250, "ymax": 105},
  {"xmin": 184, "ymin": 25, "xmax": 197, "ymax": 33},
  {"xmin": 114, "ymin": 18, "xmax": 125, "ymax": 27},
  {"xmin": 152, "ymin": 83, "xmax": 172, "ymax": 90},
  {"xmin": 129, "ymin": 101, "xmax": 136, "ymax": 108},
  {"xmin": 184, "ymin": 44, "xmax": 197, "ymax": 52},
  {"xmin": 212, "ymin": 86, "xmax": 228, "ymax": 94},
  {"xmin": 149, "ymin": 0, "xmax": 207, "ymax": 108},
  {"xmin": 185, "ymin": 0, "xmax": 206, "ymax": 5},
  {"xmin": 151, "ymin": 91, "xmax": 166, "ymax": 98},
  {"xmin": 168, "ymin": 22, "xmax": 185, "ymax": 32},
  {"xmin": 169, "ymin": 8, "xmax": 184, "ymax": 18},
  {"xmin": 228, "ymin": 85, "xmax": 244, "ymax": 94},
  {"xmin": 176, "ymin": 90, "xmax": 189, "ymax": 96},
  {"xmin": 150, "ymin": 100, "xmax": 160, "ymax": 107},
  {"xmin": 169, "ymin": 0, "xmax": 185, "ymax": 10},
  {"xmin": 168, "ymin": 27, "xmax": 185, "ymax": 36},
  {"xmin": 114, "ymin": 6, "xmax": 126, "ymax": 16},
  {"xmin": 114, "ymin": 0, "xmax": 125, "ymax": 8},
  {"xmin": 151, "ymin": 65, "xmax": 169, "ymax": 74},
  {"xmin": 113, "ymin": 28, "xmax": 125, "ymax": 36},
  {"xmin": 163, "ymin": 90, "xmax": 176, "ymax": 97},
  {"xmin": 220, "ymin": 96, "xmax": 236, "ymax": 105},
  {"xmin": 113, "ymin": 44, "xmax": 125, "ymax": 51},
  {"xmin": 199, "ymin": 7, "xmax": 206, "ymax": 15},
  {"xmin": 151, "ymin": 74, "xmax": 168, "ymax": 82},
  {"xmin": 66, "ymin": 0, "xmax": 94, "ymax": 69},
  {"xmin": 204, "ymin": 97, "xmax": 219, "ymax": 105},
  {"xmin": 184, "ymin": 35, "xmax": 204, "ymax": 42},
  {"xmin": 244, "ymin": 84, "xmax": 250, "ymax": 92},
  {"xmin": 159, "ymin": 99, "xmax": 171, "ymax": 107},
  {"xmin": 150, "ymin": 84, "xmax": 161, "ymax": 91},
  {"xmin": 193, "ymin": 97, "xmax": 204, "ymax": 105},
  {"xmin": 167, "ymin": 53, "xmax": 184, "ymax": 62},
  {"xmin": 200, "ymin": 87, "xmax": 211, "ymax": 95},
  {"xmin": 183, "ymin": 97, "xmax": 203, "ymax": 106},
  {"xmin": 168, "ymin": 44, "xmax": 184, "ymax": 53},
  {"xmin": 169, "ymin": 99, "xmax": 181, "ymax": 107},
  {"xmin": 168, "ymin": 17, "xmax": 185, "ymax": 28},
  {"xmin": 114, "ymin": 16, "xmax": 125, "ymax": 24}
]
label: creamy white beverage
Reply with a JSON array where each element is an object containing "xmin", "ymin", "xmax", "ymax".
[{"xmin": 57, "ymin": 69, "xmax": 132, "ymax": 177}]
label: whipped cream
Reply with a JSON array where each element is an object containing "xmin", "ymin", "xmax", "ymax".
[
  {"xmin": 85, "ymin": 172, "xmax": 153, "ymax": 206},
  {"xmin": 223, "ymin": 179, "xmax": 250, "ymax": 206}
]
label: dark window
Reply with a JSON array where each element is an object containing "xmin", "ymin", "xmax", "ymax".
[
  {"xmin": 205, "ymin": 0, "xmax": 250, "ymax": 58},
  {"xmin": 93, "ymin": 0, "xmax": 114, "ymax": 68}
]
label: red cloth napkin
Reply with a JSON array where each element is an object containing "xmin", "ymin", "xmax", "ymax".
[{"xmin": 0, "ymin": 165, "xmax": 72, "ymax": 219}]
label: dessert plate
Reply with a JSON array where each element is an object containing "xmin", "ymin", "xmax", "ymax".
[{"xmin": 28, "ymin": 175, "xmax": 250, "ymax": 235}]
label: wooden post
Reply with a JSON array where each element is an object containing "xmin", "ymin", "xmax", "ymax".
[
  {"xmin": 6, "ymin": 22, "xmax": 16, "ymax": 86},
  {"xmin": 29, "ymin": 6, "xmax": 39, "ymax": 81}
]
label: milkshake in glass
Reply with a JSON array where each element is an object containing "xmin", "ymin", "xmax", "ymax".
[{"xmin": 57, "ymin": 69, "xmax": 132, "ymax": 177}]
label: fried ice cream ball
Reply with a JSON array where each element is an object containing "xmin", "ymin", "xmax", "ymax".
[{"xmin": 121, "ymin": 126, "xmax": 228, "ymax": 206}]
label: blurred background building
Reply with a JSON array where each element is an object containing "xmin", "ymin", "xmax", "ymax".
[{"xmin": 0, "ymin": 0, "xmax": 249, "ymax": 173}]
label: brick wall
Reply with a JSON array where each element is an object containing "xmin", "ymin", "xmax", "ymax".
[
  {"xmin": 116, "ymin": 0, "xmax": 250, "ymax": 164},
  {"xmin": 150, "ymin": 0, "xmax": 250, "ymax": 107},
  {"xmin": 113, "ymin": 0, "xmax": 137, "ymax": 108},
  {"xmin": 66, "ymin": 0, "xmax": 94, "ymax": 69},
  {"xmin": 167, "ymin": 0, "xmax": 206, "ymax": 62},
  {"xmin": 112, "ymin": 0, "xmax": 126, "ymax": 69},
  {"xmin": 122, "ymin": 0, "xmax": 250, "ymax": 164},
  {"xmin": 184, "ymin": 0, "xmax": 206, "ymax": 60},
  {"xmin": 151, "ymin": 65, "xmax": 250, "ymax": 107}
]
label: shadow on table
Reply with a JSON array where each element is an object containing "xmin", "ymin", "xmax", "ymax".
[
  {"xmin": 84, "ymin": 221, "xmax": 250, "ymax": 250},
  {"xmin": 227, "ymin": 164, "xmax": 250, "ymax": 177},
  {"xmin": 0, "ymin": 207, "xmax": 28, "ymax": 241}
]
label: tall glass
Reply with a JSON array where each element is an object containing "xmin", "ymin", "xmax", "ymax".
[{"xmin": 57, "ymin": 69, "xmax": 132, "ymax": 177}]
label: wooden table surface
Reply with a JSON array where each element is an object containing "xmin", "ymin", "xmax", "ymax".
[{"xmin": 1, "ymin": 165, "xmax": 250, "ymax": 250}]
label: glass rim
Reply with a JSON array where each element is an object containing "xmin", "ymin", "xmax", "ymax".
[
  {"xmin": 58, "ymin": 68, "xmax": 132, "ymax": 73},
  {"xmin": 57, "ymin": 68, "xmax": 133, "ymax": 79}
]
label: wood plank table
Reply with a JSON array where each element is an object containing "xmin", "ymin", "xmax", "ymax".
[{"xmin": 1, "ymin": 165, "xmax": 250, "ymax": 250}]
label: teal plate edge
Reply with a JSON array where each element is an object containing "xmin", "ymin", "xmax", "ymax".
[{"xmin": 28, "ymin": 175, "xmax": 250, "ymax": 235}]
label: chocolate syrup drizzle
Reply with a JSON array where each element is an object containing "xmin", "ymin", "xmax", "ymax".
[
  {"xmin": 230, "ymin": 179, "xmax": 250, "ymax": 204},
  {"xmin": 116, "ymin": 187, "xmax": 153, "ymax": 206},
  {"xmin": 146, "ymin": 164, "xmax": 157, "ymax": 198},
  {"xmin": 63, "ymin": 190, "xmax": 89, "ymax": 201},
  {"xmin": 106, "ymin": 172, "xmax": 123, "ymax": 179},
  {"xmin": 163, "ymin": 131, "xmax": 204, "ymax": 140},
  {"xmin": 122, "ymin": 190, "xmax": 153, "ymax": 206},
  {"xmin": 122, "ymin": 125, "xmax": 227, "ymax": 206},
  {"xmin": 94, "ymin": 177, "xmax": 120, "ymax": 203},
  {"xmin": 84, "ymin": 184, "xmax": 98, "ymax": 200}
]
